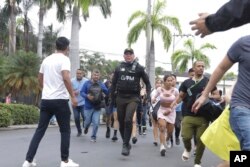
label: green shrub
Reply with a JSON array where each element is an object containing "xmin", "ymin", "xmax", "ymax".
[
  {"xmin": 0, "ymin": 108, "xmax": 11, "ymax": 127},
  {"xmin": 0, "ymin": 103, "xmax": 39, "ymax": 125}
]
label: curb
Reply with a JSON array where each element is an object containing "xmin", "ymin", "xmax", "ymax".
[{"xmin": 0, "ymin": 121, "xmax": 106, "ymax": 131}]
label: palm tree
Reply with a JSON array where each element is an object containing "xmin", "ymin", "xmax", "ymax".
[
  {"xmin": 171, "ymin": 39, "xmax": 216, "ymax": 73},
  {"xmin": 0, "ymin": 7, "xmax": 9, "ymax": 53},
  {"xmin": 0, "ymin": 50, "xmax": 40, "ymax": 96},
  {"xmin": 127, "ymin": 0, "xmax": 181, "ymax": 87},
  {"xmin": 68, "ymin": 0, "xmax": 111, "ymax": 78},
  {"xmin": 2, "ymin": 0, "xmax": 22, "ymax": 55},
  {"xmin": 34, "ymin": 0, "xmax": 53, "ymax": 58},
  {"xmin": 42, "ymin": 24, "xmax": 60, "ymax": 56}
]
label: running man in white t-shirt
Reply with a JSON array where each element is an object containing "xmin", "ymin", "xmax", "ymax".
[{"xmin": 22, "ymin": 37, "xmax": 79, "ymax": 167}]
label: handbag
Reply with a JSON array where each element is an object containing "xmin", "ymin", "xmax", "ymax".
[
  {"xmin": 196, "ymin": 94, "xmax": 224, "ymax": 122},
  {"xmin": 201, "ymin": 106, "xmax": 240, "ymax": 161},
  {"xmin": 152, "ymin": 101, "xmax": 160, "ymax": 121}
]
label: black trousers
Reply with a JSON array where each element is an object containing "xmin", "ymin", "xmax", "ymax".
[
  {"xmin": 26, "ymin": 99, "xmax": 71, "ymax": 162},
  {"xmin": 116, "ymin": 96, "xmax": 139, "ymax": 145}
]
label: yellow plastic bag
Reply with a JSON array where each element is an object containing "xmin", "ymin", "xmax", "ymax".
[{"xmin": 201, "ymin": 106, "xmax": 240, "ymax": 161}]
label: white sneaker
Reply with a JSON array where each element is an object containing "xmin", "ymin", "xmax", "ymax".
[
  {"xmin": 22, "ymin": 160, "xmax": 36, "ymax": 167},
  {"xmin": 194, "ymin": 164, "xmax": 202, "ymax": 167},
  {"xmin": 60, "ymin": 159, "xmax": 79, "ymax": 167},
  {"xmin": 181, "ymin": 149, "xmax": 190, "ymax": 161},
  {"xmin": 166, "ymin": 140, "xmax": 172, "ymax": 148}
]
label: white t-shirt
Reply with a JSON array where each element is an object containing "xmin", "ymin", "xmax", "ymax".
[{"xmin": 39, "ymin": 53, "xmax": 71, "ymax": 99}]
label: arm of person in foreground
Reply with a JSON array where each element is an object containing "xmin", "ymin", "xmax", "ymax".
[
  {"xmin": 190, "ymin": 0, "xmax": 250, "ymax": 37},
  {"xmin": 38, "ymin": 73, "xmax": 43, "ymax": 88},
  {"xmin": 191, "ymin": 56, "xmax": 234, "ymax": 113},
  {"xmin": 62, "ymin": 70, "xmax": 77, "ymax": 107}
]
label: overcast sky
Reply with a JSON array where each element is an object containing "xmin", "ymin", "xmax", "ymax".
[{"xmin": 27, "ymin": 0, "xmax": 250, "ymax": 73}]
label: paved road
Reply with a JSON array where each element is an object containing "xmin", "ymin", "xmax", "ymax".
[{"xmin": 0, "ymin": 125, "xmax": 220, "ymax": 167}]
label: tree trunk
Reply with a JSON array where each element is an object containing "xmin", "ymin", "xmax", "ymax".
[
  {"xmin": 24, "ymin": 13, "xmax": 29, "ymax": 52},
  {"xmin": 37, "ymin": 4, "xmax": 45, "ymax": 58},
  {"xmin": 69, "ymin": 6, "xmax": 80, "ymax": 78},
  {"xmin": 145, "ymin": 0, "xmax": 151, "ymax": 72},
  {"xmin": 8, "ymin": 0, "xmax": 16, "ymax": 55},
  {"xmin": 149, "ymin": 39, "xmax": 155, "ymax": 88}
]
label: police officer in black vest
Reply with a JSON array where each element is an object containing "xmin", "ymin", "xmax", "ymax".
[{"xmin": 110, "ymin": 48, "xmax": 151, "ymax": 156}]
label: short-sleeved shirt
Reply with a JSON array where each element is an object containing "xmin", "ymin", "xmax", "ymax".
[
  {"xmin": 179, "ymin": 77, "xmax": 209, "ymax": 116},
  {"xmin": 39, "ymin": 53, "xmax": 71, "ymax": 99},
  {"xmin": 71, "ymin": 77, "xmax": 88, "ymax": 106},
  {"xmin": 227, "ymin": 35, "xmax": 250, "ymax": 109}
]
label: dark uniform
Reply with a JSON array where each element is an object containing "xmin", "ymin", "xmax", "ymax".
[
  {"xmin": 205, "ymin": 0, "xmax": 250, "ymax": 32},
  {"xmin": 110, "ymin": 59, "xmax": 151, "ymax": 156}
]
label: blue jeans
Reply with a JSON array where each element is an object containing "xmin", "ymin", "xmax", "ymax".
[
  {"xmin": 26, "ymin": 100, "xmax": 71, "ymax": 162},
  {"xmin": 73, "ymin": 105, "xmax": 84, "ymax": 133},
  {"xmin": 230, "ymin": 106, "xmax": 250, "ymax": 151},
  {"xmin": 84, "ymin": 108, "xmax": 101, "ymax": 140}
]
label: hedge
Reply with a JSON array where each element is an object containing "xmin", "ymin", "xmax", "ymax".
[{"xmin": 0, "ymin": 103, "xmax": 39, "ymax": 127}]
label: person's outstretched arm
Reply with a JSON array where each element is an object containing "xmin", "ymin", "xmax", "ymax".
[{"xmin": 190, "ymin": 0, "xmax": 250, "ymax": 37}]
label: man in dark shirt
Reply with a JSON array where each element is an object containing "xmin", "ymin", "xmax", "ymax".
[{"xmin": 171, "ymin": 60, "xmax": 209, "ymax": 167}]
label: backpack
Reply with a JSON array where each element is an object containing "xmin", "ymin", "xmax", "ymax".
[
  {"xmin": 152, "ymin": 101, "xmax": 160, "ymax": 121},
  {"xmin": 88, "ymin": 82, "xmax": 104, "ymax": 110}
]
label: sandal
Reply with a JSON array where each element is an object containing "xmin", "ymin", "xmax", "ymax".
[{"xmin": 182, "ymin": 149, "xmax": 190, "ymax": 161}]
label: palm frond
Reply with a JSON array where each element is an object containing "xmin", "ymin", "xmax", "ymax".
[
  {"xmin": 127, "ymin": 20, "xmax": 146, "ymax": 45},
  {"xmin": 127, "ymin": 11, "xmax": 146, "ymax": 26},
  {"xmin": 153, "ymin": 0, "xmax": 165, "ymax": 16}
]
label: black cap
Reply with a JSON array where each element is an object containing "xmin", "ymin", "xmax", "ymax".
[{"xmin": 124, "ymin": 48, "xmax": 134, "ymax": 54}]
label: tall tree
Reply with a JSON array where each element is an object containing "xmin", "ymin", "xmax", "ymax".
[
  {"xmin": 171, "ymin": 39, "xmax": 216, "ymax": 73},
  {"xmin": 127, "ymin": 0, "xmax": 181, "ymax": 87},
  {"xmin": 42, "ymin": 24, "xmax": 60, "ymax": 56},
  {"xmin": 68, "ymin": 0, "xmax": 111, "ymax": 78},
  {"xmin": 21, "ymin": 0, "xmax": 33, "ymax": 52},
  {"xmin": 3, "ymin": 0, "xmax": 22, "ymax": 55},
  {"xmin": 80, "ymin": 50, "xmax": 119, "ymax": 78},
  {"xmin": 34, "ymin": 0, "xmax": 53, "ymax": 58},
  {"xmin": 0, "ymin": 7, "xmax": 9, "ymax": 53}
]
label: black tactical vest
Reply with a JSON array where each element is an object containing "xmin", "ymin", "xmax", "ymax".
[{"xmin": 116, "ymin": 61, "xmax": 141, "ymax": 95}]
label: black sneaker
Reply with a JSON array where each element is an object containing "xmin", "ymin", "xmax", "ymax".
[
  {"xmin": 160, "ymin": 146, "xmax": 166, "ymax": 156},
  {"xmin": 138, "ymin": 126, "xmax": 142, "ymax": 135},
  {"xmin": 175, "ymin": 138, "xmax": 180, "ymax": 145},
  {"xmin": 121, "ymin": 143, "xmax": 131, "ymax": 156},
  {"xmin": 76, "ymin": 132, "xmax": 82, "ymax": 137},
  {"xmin": 84, "ymin": 128, "xmax": 88, "ymax": 134},
  {"xmin": 111, "ymin": 136, "xmax": 118, "ymax": 142},
  {"xmin": 106, "ymin": 128, "xmax": 110, "ymax": 138},
  {"xmin": 153, "ymin": 142, "xmax": 158, "ymax": 146},
  {"xmin": 149, "ymin": 119, "xmax": 152, "ymax": 127},
  {"xmin": 132, "ymin": 137, "xmax": 137, "ymax": 144}
]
